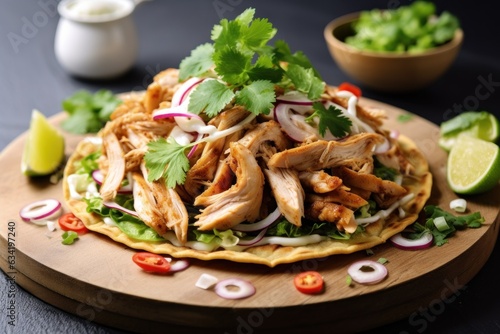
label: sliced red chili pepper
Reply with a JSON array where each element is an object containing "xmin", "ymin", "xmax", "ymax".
[
  {"xmin": 338, "ymin": 82, "xmax": 362, "ymax": 98},
  {"xmin": 132, "ymin": 252, "xmax": 171, "ymax": 274},
  {"xmin": 294, "ymin": 271, "xmax": 324, "ymax": 294},
  {"xmin": 58, "ymin": 213, "xmax": 88, "ymax": 234}
]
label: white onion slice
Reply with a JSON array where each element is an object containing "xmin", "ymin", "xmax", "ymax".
[
  {"xmin": 374, "ymin": 137, "xmax": 391, "ymax": 154},
  {"xmin": 195, "ymin": 273, "xmax": 219, "ymax": 290},
  {"xmin": 450, "ymin": 198, "xmax": 467, "ymax": 213},
  {"xmin": 19, "ymin": 199, "xmax": 62, "ymax": 223},
  {"xmin": 164, "ymin": 258, "xmax": 190, "ymax": 273},
  {"xmin": 390, "ymin": 231, "xmax": 433, "ymax": 250},
  {"xmin": 214, "ymin": 278, "xmax": 256, "ymax": 300},
  {"xmin": 233, "ymin": 207, "xmax": 281, "ymax": 232},
  {"xmin": 274, "ymin": 103, "xmax": 313, "ymax": 142},
  {"xmin": 46, "ymin": 220, "xmax": 57, "ymax": 232},
  {"xmin": 347, "ymin": 260, "xmax": 388, "ymax": 285},
  {"xmin": 102, "ymin": 200, "xmax": 138, "ymax": 217}
]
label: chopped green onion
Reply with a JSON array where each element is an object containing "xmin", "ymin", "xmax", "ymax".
[
  {"xmin": 377, "ymin": 257, "xmax": 389, "ymax": 265},
  {"xmin": 346, "ymin": 275, "xmax": 353, "ymax": 286},
  {"xmin": 62, "ymin": 231, "xmax": 79, "ymax": 245},
  {"xmin": 433, "ymin": 216, "xmax": 449, "ymax": 232},
  {"xmin": 449, "ymin": 198, "xmax": 467, "ymax": 213}
]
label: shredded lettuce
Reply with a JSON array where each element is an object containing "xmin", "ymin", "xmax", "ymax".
[
  {"xmin": 84, "ymin": 196, "xmax": 164, "ymax": 242},
  {"xmin": 74, "ymin": 151, "xmax": 101, "ymax": 175},
  {"xmin": 266, "ymin": 218, "xmax": 352, "ymax": 240}
]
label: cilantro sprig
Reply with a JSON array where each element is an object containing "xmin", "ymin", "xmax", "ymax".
[
  {"xmin": 144, "ymin": 138, "xmax": 191, "ymax": 188},
  {"xmin": 61, "ymin": 89, "xmax": 122, "ymax": 134},
  {"xmin": 179, "ymin": 8, "xmax": 325, "ymax": 116},
  {"xmin": 305, "ymin": 102, "xmax": 352, "ymax": 138}
]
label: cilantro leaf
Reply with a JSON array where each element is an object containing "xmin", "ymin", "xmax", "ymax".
[
  {"xmin": 61, "ymin": 108, "xmax": 103, "ymax": 134},
  {"xmin": 188, "ymin": 80, "xmax": 235, "ymax": 117},
  {"xmin": 179, "ymin": 43, "xmax": 215, "ymax": 81},
  {"xmin": 273, "ymin": 40, "xmax": 318, "ymax": 74},
  {"xmin": 306, "ymin": 102, "xmax": 352, "ymax": 138},
  {"xmin": 213, "ymin": 19, "xmax": 242, "ymax": 50},
  {"xmin": 61, "ymin": 89, "xmax": 122, "ymax": 134},
  {"xmin": 144, "ymin": 138, "xmax": 191, "ymax": 188},
  {"xmin": 212, "ymin": 47, "xmax": 251, "ymax": 85},
  {"xmin": 285, "ymin": 64, "xmax": 324, "ymax": 100},
  {"xmin": 234, "ymin": 80, "xmax": 275, "ymax": 115},
  {"xmin": 242, "ymin": 18, "xmax": 277, "ymax": 50}
]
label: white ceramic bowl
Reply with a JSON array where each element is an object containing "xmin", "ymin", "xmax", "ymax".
[{"xmin": 55, "ymin": 0, "xmax": 138, "ymax": 79}]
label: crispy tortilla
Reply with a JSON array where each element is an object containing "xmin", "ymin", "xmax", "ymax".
[{"xmin": 63, "ymin": 134, "xmax": 432, "ymax": 267}]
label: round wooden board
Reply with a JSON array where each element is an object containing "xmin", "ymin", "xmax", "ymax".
[{"xmin": 1, "ymin": 99, "xmax": 499, "ymax": 333}]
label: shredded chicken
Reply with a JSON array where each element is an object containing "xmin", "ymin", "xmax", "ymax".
[
  {"xmin": 194, "ymin": 142, "xmax": 264, "ymax": 230},
  {"xmin": 132, "ymin": 172, "xmax": 169, "ymax": 236},
  {"xmin": 267, "ymin": 133, "xmax": 385, "ymax": 171},
  {"xmin": 299, "ymin": 170, "xmax": 342, "ymax": 193},
  {"xmin": 183, "ymin": 107, "xmax": 250, "ymax": 199},
  {"xmin": 264, "ymin": 167, "xmax": 304, "ymax": 227},
  {"xmin": 306, "ymin": 201, "xmax": 358, "ymax": 234},
  {"xmin": 99, "ymin": 132, "xmax": 126, "ymax": 201}
]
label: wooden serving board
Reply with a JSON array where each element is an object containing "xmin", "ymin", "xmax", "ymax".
[{"xmin": 1, "ymin": 100, "xmax": 499, "ymax": 334}]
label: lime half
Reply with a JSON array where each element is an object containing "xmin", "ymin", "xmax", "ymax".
[
  {"xmin": 447, "ymin": 135, "xmax": 500, "ymax": 195},
  {"xmin": 439, "ymin": 111, "xmax": 499, "ymax": 151},
  {"xmin": 22, "ymin": 109, "xmax": 65, "ymax": 176}
]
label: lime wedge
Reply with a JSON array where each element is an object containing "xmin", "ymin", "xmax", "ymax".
[
  {"xmin": 447, "ymin": 135, "xmax": 500, "ymax": 195},
  {"xmin": 22, "ymin": 109, "xmax": 65, "ymax": 176},
  {"xmin": 439, "ymin": 111, "xmax": 499, "ymax": 151}
]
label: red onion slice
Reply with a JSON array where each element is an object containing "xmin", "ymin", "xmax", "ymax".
[
  {"xmin": 233, "ymin": 207, "xmax": 281, "ymax": 232},
  {"xmin": 275, "ymin": 91, "xmax": 313, "ymax": 111},
  {"xmin": 102, "ymin": 200, "xmax": 138, "ymax": 217},
  {"xmin": 390, "ymin": 231, "xmax": 433, "ymax": 250},
  {"xmin": 19, "ymin": 199, "xmax": 62, "ymax": 223},
  {"xmin": 347, "ymin": 260, "xmax": 388, "ymax": 285},
  {"xmin": 171, "ymin": 77, "xmax": 204, "ymax": 107},
  {"xmin": 152, "ymin": 107, "xmax": 203, "ymax": 121},
  {"xmin": 237, "ymin": 228, "xmax": 268, "ymax": 247},
  {"xmin": 214, "ymin": 278, "xmax": 256, "ymax": 300},
  {"xmin": 92, "ymin": 170, "xmax": 132, "ymax": 194}
]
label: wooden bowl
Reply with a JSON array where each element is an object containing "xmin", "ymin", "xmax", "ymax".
[{"xmin": 324, "ymin": 12, "xmax": 464, "ymax": 93}]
